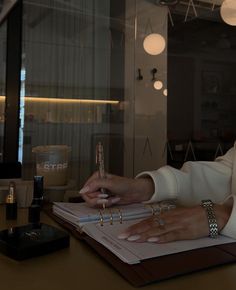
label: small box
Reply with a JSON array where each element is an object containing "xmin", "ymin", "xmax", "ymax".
[{"xmin": 0, "ymin": 223, "xmax": 70, "ymax": 260}]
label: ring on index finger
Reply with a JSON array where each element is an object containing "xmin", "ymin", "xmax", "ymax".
[{"xmin": 153, "ymin": 216, "xmax": 165, "ymax": 227}]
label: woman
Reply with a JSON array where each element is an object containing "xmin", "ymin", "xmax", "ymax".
[{"xmin": 79, "ymin": 144, "xmax": 236, "ymax": 243}]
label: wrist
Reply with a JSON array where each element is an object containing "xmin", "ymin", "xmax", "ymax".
[
  {"xmin": 134, "ymin": 178, "xmax": 154, "ymax": 202},
  {"xmin": 201, "ymin": 199, "xmax": 232, "ymax": 236},
  {"xmin": 214, "ymin": 202, "xmax": 232, "ymax": 231}
]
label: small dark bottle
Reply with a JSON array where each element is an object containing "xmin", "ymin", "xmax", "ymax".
[
  {"xmin": 6, "ymin": 181, "xmax": 17, "ymax": 220},
  {"xmin": 28, "ymin": 176, "xmax": 44, "ymax": 224}
]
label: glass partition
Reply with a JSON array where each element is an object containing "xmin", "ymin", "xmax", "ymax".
[
  {"xmin": 21, "ymin": 0, "xmax": 168, "ymax": 190},
  {"xmin": 0, "ymin": 20, "xmax": 6, "ymax": 161},
  {"xmin": 167, "ymin": 0, "xmax": 236, "ymax": 168},
  {"xmin": 2, "ymin": 0, "xmax": 235, "ymax": 193}
]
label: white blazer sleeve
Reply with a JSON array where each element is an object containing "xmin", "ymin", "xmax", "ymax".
[
  {"xmin": 136, "ymin": 145, "xmax": 236, "ymax": 238},
  {"xmin": 137, "ymin": 161, "xmax": 232, "ymax": 206}
]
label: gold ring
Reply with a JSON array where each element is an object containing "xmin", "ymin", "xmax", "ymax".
[{"xmin": 153, "ymin": 216, "xmax": 165, "ymax": 227}]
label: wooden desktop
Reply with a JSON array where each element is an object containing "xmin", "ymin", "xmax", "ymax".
[{"xmin": 0, "ymin": 205, "xmax": 236, "ymax": 290}]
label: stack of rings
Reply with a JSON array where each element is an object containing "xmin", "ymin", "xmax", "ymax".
[{"xmin": 153, "ymin": 216, "xmax": 165, "ymax": 227}]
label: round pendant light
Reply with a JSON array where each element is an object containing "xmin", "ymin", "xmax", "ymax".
[
  {"xmin": 163, "ymin": 89, "xmax": 168, "ymax": 96},
  {"xmin": 220, "ymin": 0, "xmax": 236, "ymax": 26},
  {"xmin": 154, "ymin": 81, "xmax": 163, "ymax": 90},
  {"xmin": 143, "ymin": 33, "xmax": 166, "ymax": 55}
]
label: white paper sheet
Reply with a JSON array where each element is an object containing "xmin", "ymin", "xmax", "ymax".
[{"xmin": 82, "ymin": 219, "xmax": 236, "ymax": 264}]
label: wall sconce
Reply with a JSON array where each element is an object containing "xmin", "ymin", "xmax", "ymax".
[
  {"xmin": 220, "ymin": 0, "xmax": 236, "ymax": 26},
  {"xmin": 163, "ymin": 89, "xmax": 168, "ymax": 96},
  {"xmin": 143, "ymin": 33, "xmax": 166, "ymax": 55},
  {"xmin": 137, "ymin": 68, "xmax": 143, "ymax": 80},
  {"xmin": 153, "ymin": 81, "xmax": 163, "ymax": 90},
  {"xmin": 151, "ymin": 68, "xmax": 157, "ymax": 81}
]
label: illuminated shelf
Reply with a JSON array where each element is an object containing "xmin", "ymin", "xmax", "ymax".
[{"xmin": 0, "ymin": 96, "xmax": 120, "ymax": 105}]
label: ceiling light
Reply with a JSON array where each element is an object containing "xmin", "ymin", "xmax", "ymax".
[
  {"xmin": 220, "ymin": 0, "xmax": 236, "ymax": 26},
  {"xmin": 157, "ymin": 0, "xmax": 179, "ymax": 6},
  {"xmin": 154, "ymin": 81, "xmax": 163, "ymax": 90},
  {"xmin": 143, "ymin": 33, "xmax": 166, "ymax": 55}
]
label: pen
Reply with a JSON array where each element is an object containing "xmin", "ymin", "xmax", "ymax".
[{"xmin": 96, "ymin": 142, "xmax": 108, "ymax": 209}]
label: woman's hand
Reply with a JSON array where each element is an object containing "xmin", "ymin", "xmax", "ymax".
[
  {"xmin": 79, "ymin": 172, "xmax": 154, "ymax": 207},
  {"xmin": 117, "ymin": 203, "xmax": 232, "ymax": 243}
]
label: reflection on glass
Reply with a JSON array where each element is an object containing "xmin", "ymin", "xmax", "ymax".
[
  {"xmin": 20, "ymin": 0, "xmax": 168, "ymax": 190},
  {"xmin": 21, "ymin": 0, "xmax": 127, "ymax": 188},
  {"xmin": 0, "ymin": 21, "xmax": 6, "ymax": 161},
  {"xmin": 167, "ymin": 1, "xmax": 236, "ymax": 168}
]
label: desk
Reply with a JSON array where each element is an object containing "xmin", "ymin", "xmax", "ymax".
[{"xmin": 1, "ymin": 206, "xmax": 236, "ymax": 290}]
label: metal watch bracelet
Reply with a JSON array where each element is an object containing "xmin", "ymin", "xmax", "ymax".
[{"xmin": 201, "ymin": 199, "xmax": 218, "ymax": 238}]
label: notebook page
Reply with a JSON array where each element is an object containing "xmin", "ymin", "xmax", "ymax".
[{"xmin": 82, "ymin": 219, "xmax": 236, "ymax": 265}]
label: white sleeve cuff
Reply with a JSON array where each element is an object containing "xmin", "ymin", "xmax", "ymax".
[
  {"xmin": 136, "ymin": 166, "xmax": 178, "ymax": 203},
  {"xmin": 221, "ymin": 195, "xmax": 236, "ymax": 239}
]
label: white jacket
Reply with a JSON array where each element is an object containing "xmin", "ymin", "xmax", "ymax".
[{"xmin": 137, "ymin": 143, "xmax": 236, "ymax": 239}]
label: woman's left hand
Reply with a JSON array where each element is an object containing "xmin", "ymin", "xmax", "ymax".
[{"xmin": 117, "ymin": 204, "xmax": 232, "ymax": 243}]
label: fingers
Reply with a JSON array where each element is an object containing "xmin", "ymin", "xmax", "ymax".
[
  {"xmin": 82, "ymin": 171, "xmax": 113, "ymax": 189},
  {"xmin": 80, "ymin": 187, "xmax": 121, "ymax": 208},
  {"xmin": 80, "ymin": 190, "xmax": 120, "ymax": 208},
  {"xmin": 79, "ymin": 176, "xmax": 111, "ymax": 207},
  {"xmin": 81, "ymin": 196, "xmax": 117, "ymax": 208},
  {"xmin": 118, "ymin": 216, "xmax": 180, "ymax": 242},
  {"xmin": 82, "ymin": 171, "xmax": 100, "ymax": 186},
  {"xmin": 80, "ymin": 192, "xmax": 108, "ymax": 208},
  {"xmin": 80, "ymin": 173, "xmax": 130, "ymax": 207},
  {"xmin": 118, "ymin": 206, "xmax": 210, "ymax": 243},
  {"xmin": 80, "ymin": 173, "xmax": 146, "ymax": 208}
]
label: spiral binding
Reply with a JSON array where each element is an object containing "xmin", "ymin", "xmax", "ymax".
[
  {"xmin": 98, "ymin": 208, "xmax": 123, "ymax": 226},
  {"xmin": 99, "ymin": 210, "xmax": 104, "ymax": 226},
  {"xmin": 98, "ymin": 201, "xmax": 176, "ymax": 226},
  {"xmin": 109, "ymin": 210, "xmax": 113, "ymax": 225},
  {"xmin": 117, "ymin": 209, "xmax": 122, "ymax": 224}
]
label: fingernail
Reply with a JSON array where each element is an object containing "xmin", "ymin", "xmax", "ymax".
[
  {"xmin": 117, "ymin": 232, "xmax": 130, "ymax": 240},
  {"xmin": 147, "ymin": 237, "xmax": 159, "ymax": 243},
  {"xmin": 79, "ymin": 186, "xmax": 90, "ymax": 194},
  {"xmin": 110, "ymin": 197, "xmax": 120, "ymax": 204},
  {"xmin": 96, "ymin": 199, "xmax": 108, "ymax": 205},
  {"xmin": 127, "ymin": 235, "xmax": 141, "ymax": 241},
  {"xmin": 98, "ymin": 193, "xmax": 109, "ymax": 198}
]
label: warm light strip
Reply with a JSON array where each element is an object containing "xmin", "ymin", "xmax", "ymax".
[{"xmin": 0, "ymin": 96, "xmax": 119, "ymax": 105}]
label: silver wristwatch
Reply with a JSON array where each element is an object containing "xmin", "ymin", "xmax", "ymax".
[{"xmin": 201, "ymin": 199, "xmax": 218, "ymax": 238}]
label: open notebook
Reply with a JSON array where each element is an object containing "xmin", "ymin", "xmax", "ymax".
[
  {"xmin": 52, "ymin": 201, "xmax": 236, "ymax": 265},
  {"xmin": 52, "ymin": 201, "xmax": 175, "ymax": 227}
]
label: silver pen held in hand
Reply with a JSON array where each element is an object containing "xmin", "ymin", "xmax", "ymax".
[
  {"xmin": 96, "ymin": 142, "xmax": 119, "ymax": 208},
  {"xmin": 96, "ymin": 142, "xmax": 106, "ymax": 193}
]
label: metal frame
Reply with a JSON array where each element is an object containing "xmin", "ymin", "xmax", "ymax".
[{"xmin": 3, "ymin": 0, "xmax": 22, "ymax": 162}]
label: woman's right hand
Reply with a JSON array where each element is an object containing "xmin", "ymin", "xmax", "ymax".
[{"xmin": 79, "ymin": 172, "xmax": 154, "ymax": 208}]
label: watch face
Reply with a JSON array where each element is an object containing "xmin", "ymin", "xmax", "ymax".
[{"xmin": 202, "ymin": 200, "xmax": 212, "ymax": 206}]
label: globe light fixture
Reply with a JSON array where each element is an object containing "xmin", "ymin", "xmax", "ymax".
[
  {"xmin": 143, "ymin": 33, "xmax": 166, "ymax": 55},
  {"xmin": 154, "ymin": 80, "xmax": 163, "ymax": 90},
  {"xmin": 163, "ymin": 89, "xmax": 168, "ymax": 96},
  {"xmin": 220, "ymin": 0, "xmax": 236, "ymax": 26}
]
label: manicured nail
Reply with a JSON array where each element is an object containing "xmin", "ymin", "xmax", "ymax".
[
  {"xmin": 96, "ymin": 199, "xmax": 108, "ymax": 205},
  {"xmin": 117, "ymin": 232, "xmax": 130, "ymax": 240},
  {"xmin": 127, "ymin": 235, "xmax": 141, "ymax": 241},
  {"xmin": 147, "ymin": 237, "xmax": 159, "ymax": 243},
  {"xmin": 98, "ymin": 193, "xmax": 109, "ymax": 198},
  {"xmin": 79, "ymin": 186, "xmax": 90, "ymax": 194},
  {"xmin": 110, "ymin": 197, "xmax": 120, "ymax": 204}
]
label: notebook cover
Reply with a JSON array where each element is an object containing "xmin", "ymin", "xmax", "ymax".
[{"xmin": 46, "ymin": 208, "xmax": 236, "ymax": 287}]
